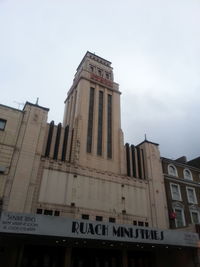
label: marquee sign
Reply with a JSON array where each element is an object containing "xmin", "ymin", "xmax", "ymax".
[{"xmin": 0, "ymin": 212, "xmax": 198, "ymax": 248}]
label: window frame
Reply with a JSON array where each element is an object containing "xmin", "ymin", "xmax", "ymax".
[
  {"xmin": 174, "ymin": 207, "xmax": 186, "ymax": 228},
  {"xmin": 170, "ymin": 183, "xmax": 182, "ymax": 201},
  {"xmin": 0, "ymin": 119, "xmax": 6, "ymax": 131},
  {"xmin": 168, "ymin": 164, "xmax": 178, "ymax": 177},
  {"xmin": 186, "ymin": 187, "xmax": 197, "ymax": 204},
  {"xmin": 190, "ymin": 208, "xmax": 200, "ymax": 224},
  {"xmin": 183, "ymin": 168, "xmax": 193, "ymax": 180}
]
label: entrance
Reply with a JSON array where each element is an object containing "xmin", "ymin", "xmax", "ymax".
[
  {"xmin": 71, "ymin": 248, "xmax": 155, "ymax": 267},
  {"xmin": 128, "ymin": 251, "xmax": 155, "ymax": 267},
  {"xmin": 71, "ymin": 248, "xmax": 121, "ymax": 267},
  {"xmin": 20, "ymin": 245, "xmax": 65, "ymax": 267}
]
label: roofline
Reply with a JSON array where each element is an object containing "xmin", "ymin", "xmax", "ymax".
[
  {"xmin": 136, "ymin": 140, "xmax": 159, "ymax": 147},
  {"xmin": 76, "ymin": 51, "xmax": 112, "ymax": 71},
  {"xmin": 161, "ymin": 157, "xmax": 200, "ymax": 171},
  {"xmin": 0, "ymin": 103, "xmax": 23, "ymax": 113},
  {"xmin": 23, "ymin": 102, "xmax": 49, "ymax": 112}
]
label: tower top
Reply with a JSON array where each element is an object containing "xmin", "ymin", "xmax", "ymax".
[{"xmin": 76, "ymin": 51, "xmax": 112, "ymax": 72}]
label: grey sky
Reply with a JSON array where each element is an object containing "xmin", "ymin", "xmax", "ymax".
[{"xmin": 1, "ymin": 0, "xmax": 200, "ymax": 160}]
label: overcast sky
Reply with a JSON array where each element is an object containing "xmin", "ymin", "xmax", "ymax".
[{"xmin": 1, "ymin": 0, "xmax": 200, "ymax": 160}]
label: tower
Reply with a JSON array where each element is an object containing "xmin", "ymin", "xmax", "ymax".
[{"xmin": 63, "ymin": 52, "xmax": 125, "ymax": 174}]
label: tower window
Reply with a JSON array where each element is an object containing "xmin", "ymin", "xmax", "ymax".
[
  {"xmin": 107, "ymin": 94, "xmax": 112, "ymax": 158},
  {"xmin": 105, "ymin": 72, "xmax": 110, "ymax": 80},
  {"xmin": 87, "ymin": 88, "xmax": 95, "ymax": 153},
  {"xmin": 98, "ymin": 69, "xmax": 103, "ymax": 77},
  {"xmin": 90, "ymin": 64, "xmax": 94, "ymax": 72},
  {"xmin": 97, "ymin": 91, "xmax": 103, "ymax": 155}
]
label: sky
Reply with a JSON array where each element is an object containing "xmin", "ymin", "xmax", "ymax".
[{"xmin": 1, "ymin": 0, "xmax": 200, "ymax": 160}]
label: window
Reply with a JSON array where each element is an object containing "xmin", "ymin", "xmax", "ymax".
[
  {"xmin": 87, "ymin": 88, "xmax": 95, "ymax": 153},
  {"xmin": 107, "ymin": 94, "xmax": 112, "ymax": 158},
  {"xmin": 98, "ymin": 69, "xmax": 103, "ymax": 77},
  {"xmin": 82, "ymin": 214, "xmax": 89, "ymax": 220},
  {"xmin": 170, "ymin": 183, "xmax": 182, "ymax": 201},
  {"xmin": 44, "ymin": 209, "xmax": 53, "ymax": 216},
  {"xmin": 105, "ymin": 72, "xmax": 110, "ymax": 80},
  {"xmin": 183, "ymin": 169, "xmax": 193, "ymax": 180},
  {"xmin": 190, "ymin": 209, "xmax": 200, "ymax": 224},
  {"xmin": 109, "ymin": 217, "xmax": 115, "ymax": 223},
  {"xmin": 54, "ymin": 210, "xmax": 60, "ymax": 216},
  {"xmin": 133, "ymin": 220, "xmax": 137, "ymax": 225},
  {"xmin": 96, "ymin": 216, "xmax": 103, "ymax": 221},
  {"xmin": 145, "ymin": 222, "xmax": 149, "ymax": 227},
  {"xmin": 36, "ymin": 208, "xmax": 42, "ymax": 214},
  {"xmin": 0, "ymin": 119, "xmax": 6, "ymax": 131},
  {"xmin": 168, "ymin": 164, "xmax": 178, "ymax": 177},
  {"xmin": 138, "ymin": 221, "xmax": 144, "ymax": 226},
  {"xmin": 97, "ymin": 91, "xmax": 103, "ymax": 156},
  {"xmin": 174, "ymin": 207, "xmax": 185, "ymax": 227},
  {"xmin": 186, "ymin": 187, "xmax": 197, "ymax": 204},
  {"xmin": 89, "ymin": 64, "xmax": 94, "ymax": 72}
]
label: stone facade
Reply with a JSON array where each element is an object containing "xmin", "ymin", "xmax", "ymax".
[
  {"xmin": 0, "ymin": 51, "xmax": 199, "ymax": 267},
  {"xmin": 0, "ymin": 52, "xmax": 168, "ymax": 230}
]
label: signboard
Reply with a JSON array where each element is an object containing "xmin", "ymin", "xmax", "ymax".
[
  {"xmin": 0, "ymin": 212, "xmax": 199, "ymax": 247},
  {"xmin": 90, "ymin": 73, "xmax": 113, "ymax": 88}
]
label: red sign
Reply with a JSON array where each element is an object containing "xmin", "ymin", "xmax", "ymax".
[{"xmin": 90, "ymin": 73, "xmax": 113, "ymax": 88}]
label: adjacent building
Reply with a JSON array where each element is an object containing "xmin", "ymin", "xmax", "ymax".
[
  {"xmin": 162, "ymin": 156, "xmax": 200, "ymax": 232},
  {"xmin": 0, "ymin": 51, "xmax": 199, "ymax": 267}
]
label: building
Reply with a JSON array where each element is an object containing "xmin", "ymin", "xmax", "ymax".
[
  {"xmin": 0, "ymin": 51, "xmax": 199, "ymax": 267},
  {"xmin": 162, "ymin": 156, "xmax": 200, "ymax": 232}
]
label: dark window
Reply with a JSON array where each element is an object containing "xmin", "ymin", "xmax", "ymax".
[
  {"xmin": 90, "ymin": 65, "xmax": 94, "ymax": 72},
  {"xmin": 54, "ymin": 210, "xmax": 60, "ymax": 216},
  {"xmin": 131, "ymin": 145, "xmax": 137, "ymax": 177},
  {"xmin": 97, "ymin": 91, "xmax": 103, "ymax": 155},
  {"xmin": 82, "ymin": 214, "xmax": 89, "ymax": 220},
  {"xmin": 98, "ymin": 69, "xmax": 103, "ymax": 77},
  {"xmin": 145, "ymin": 222, "xmax": 149, "ymax": 227},
  {"xmin": 45, "ymin": 121, "xmax": 54, "ymax": 157},
  {"xmin": 109, "ymin": 217, "xmax": 115, "ymax": 223},
  {"xmin": 105, "ymin": 72, "xmax": 110, "ymax": 80},
  {"xmin": 138, "ymin": 221, "xmax": 144, "ymax": 226},
  {"xmin": 36, "ymin": 208, "xmax": 42, "ymax": 214},
  {"xmin": 53, "ymin": 123, "xmax": 61, "ymax": 160},
  {"xmin": 133, "ymin": 220, "xmax": 137, "ymax": 226},
  {"xmin": 96, "ymin": 216, "xmax": 103, "ymax": 221},
  {"xmin": 136, "ymin": 147, "xmax": 142, "ymax": 179},
  {"xmin": 125, "ymin": 143, "xmax": 131, "ymax": 176},
  {"xmin": 141, "ymin": 149, "xmax": 146, "ymax": 179},
  {"xmin": 107, "ymin": 94, "xmax": 112, "ymax": 158},
  {"xmin": 44, "ymin": 210, "xmax": 53, "ymax": 216},
  {"xmin": 69, "ymin": 129, "xmax": 74, "ymax": 162},
  {"xmin": 87, "ymin": 88, "xmax": 95, "ymax": 153},
  {"xmin": 0, "ymin": 119, "xmax": 6, "ymax": 131},
  {"xmin": 61, "ymin": 125, "xmax": 69, "ymax": 161}
]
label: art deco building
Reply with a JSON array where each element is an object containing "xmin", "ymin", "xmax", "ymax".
[{"xmin": 0, "ymin": 52, "xmax": 199, "ymax": 267}]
